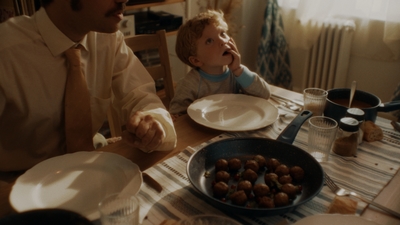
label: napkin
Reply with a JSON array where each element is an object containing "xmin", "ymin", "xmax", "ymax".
[{"xmin": 327, "ymin": 196, "xmax": 357, "ymax": 214}]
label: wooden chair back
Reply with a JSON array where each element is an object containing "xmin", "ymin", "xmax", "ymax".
[{"xmin": 107, "ymin": 29, "xmax": 175, "ymax": 137}]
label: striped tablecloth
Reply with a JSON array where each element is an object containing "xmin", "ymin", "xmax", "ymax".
[{"xmin": 138, "ymin": 111, "xmax": 400, "ymax": 225}]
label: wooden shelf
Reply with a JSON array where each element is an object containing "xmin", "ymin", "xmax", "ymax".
[
  {"xmin": 124, "ymin": 30, "xmax": 177, "ymax": 38},
  {"xmin": 125, "ymin": 0, "xmax": 184, "ymax": 11},
  {"xmin": 124, "ymin": 0, "xmax": 184, "ymax": 37}
]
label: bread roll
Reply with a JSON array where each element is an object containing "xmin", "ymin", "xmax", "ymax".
[
  {"xmin": 327, "ymin": 196, "xmax": 357, "ymax": 214},
  {"xmin": 362, "ymin": 121, "xmax": 383, "ymax": 142}
]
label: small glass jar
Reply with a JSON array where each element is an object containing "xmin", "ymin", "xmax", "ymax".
[
  {"xmin": 332, "ymin": 117, "xmax": 359, "ymax": 157},
  {"xmin": 345, "ymin": 108, "xmax": 365, "ymax": 144}
]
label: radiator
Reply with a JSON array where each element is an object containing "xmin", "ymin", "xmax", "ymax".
[{"xmin": 302, "ymin": 19, "xmax": 356, "ymax": 90}]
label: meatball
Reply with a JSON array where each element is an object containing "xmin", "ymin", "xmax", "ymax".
[
  {"xmin": 266, "ymin": 158, "xmax": 280, "ymax": 172},
  {"xmin": 264, "ymin": 172, "xmax": 279, "ymax": 188},
  {"xmin": 290, "ymin": 166, "xmax": 305, "ymax": 182},
  {"xmin": 278, "ymin": 174, "xmax": 292, "ymax": 184},
  {"xmin": 274, "ymin": 192, "xmax": 289, "ymax": 207},
  {"xmin": 253, "ymin": 155, "xmax": 267, "ymax": 168},
  {"xmin": 215, "ymin": 170, "xmax": 230, "ymax": 183},
  {"xmin": 258, "ymin": 196, "xmax": 275, "ymax": 208},
  {"xmin": 275, "ymin": 164, "xmax": 289, "ymax": 177},
  {"xmin": 237, "ymin": 180, "xmax": 253, "ymax": 197},
  {"xmin": 242, "ymin": 168, "xmax": 258, "ymax": 184},
  {"xmin": 253, "ymin": 183, "xmax": 270, "ymax": 198},
  {"xmin": 230, "ymin": 190, "xmax": 248, "ymax": 206},
  {"xmin": 215, "ymin": 159, "xmax": 229, "ymax": 172},
  {"xmin": 212, "ymin": 181, "xmax": 229, "ymax": 198},
  {"xmin": 244, "ymin": 159, "xmax": 259, "ymax": 173},
  {"xmin": 228, "ymin": 158, "xmax": 242, "ymax": 172},
  {"xmin": 281, "ymin": 183, "xmax": 299, "ymax": 199},
  {"xmin": 210, "ymin": 156, "xmax": 306, "ymax": 209}
]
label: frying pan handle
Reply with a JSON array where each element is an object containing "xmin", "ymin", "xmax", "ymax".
[{"xmin": 276, "ymin": 110, "xmax": 313, "ymax": 144}]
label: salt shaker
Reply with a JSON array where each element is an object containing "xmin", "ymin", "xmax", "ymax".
[
  {"xmin": 332, "ymin": 117, "xmax": 359, "ymax": 157},
  {"xmin": 345, "ymin": 108, "xmax": 365, "ymax": 144}
]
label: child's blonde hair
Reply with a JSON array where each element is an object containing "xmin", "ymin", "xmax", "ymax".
[{"xmin": 175, "ymin": 10, "xmax": 228, "ymax": 68}]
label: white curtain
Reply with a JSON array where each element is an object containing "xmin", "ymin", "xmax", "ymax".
[{"xmin": 278, "ymin": 0, "xmax": 400, "ymax": 61}]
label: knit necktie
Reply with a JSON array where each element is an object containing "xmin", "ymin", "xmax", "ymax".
[{"xmin": 64, "ymin": 47, "xmax": 94, "ymax": 152}]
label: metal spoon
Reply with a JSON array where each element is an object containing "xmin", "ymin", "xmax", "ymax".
[{"xmin": 349, "ymin": 80, "xmax": 356, "ymax": 108}]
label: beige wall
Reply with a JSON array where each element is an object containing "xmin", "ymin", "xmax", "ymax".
[{"xmin": 347, "ymin": 56, "xmax": 400, "ymax": 102}]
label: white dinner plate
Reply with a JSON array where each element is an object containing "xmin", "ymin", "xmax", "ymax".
[
  {"xmin": 10, "ymin": 151, "xmax": 142, "ymax": 221},
  {"xmin": 293, "ymin": 214, "xmax": 380, "ymax": 225},
  {"xmin": 187, "ymin": 94, "xmax": 278, "ymax": 131}
]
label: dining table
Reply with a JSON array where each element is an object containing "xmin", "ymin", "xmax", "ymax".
[{"xmin": 0, "ymin": 85, "xmax": 399, "ymax": 225}]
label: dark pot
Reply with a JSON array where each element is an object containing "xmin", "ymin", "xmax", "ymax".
[{"xmin": 324, "ymin": 88, "xmax": 400, "ymax": 122}]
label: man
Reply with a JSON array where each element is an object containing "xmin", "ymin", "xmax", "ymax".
[{"xmin": 0, "ymin": 0, "xmax": 177, "ymax": 171}]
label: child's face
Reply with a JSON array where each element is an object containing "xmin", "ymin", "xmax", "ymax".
[{"xmin": 189, "ymin": 23, "xmax": 232, "ymax": 71}]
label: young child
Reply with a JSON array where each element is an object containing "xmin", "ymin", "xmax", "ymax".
[{"xmin": 169, "ymin": 10, "xmax": 271, "ymax": 116}]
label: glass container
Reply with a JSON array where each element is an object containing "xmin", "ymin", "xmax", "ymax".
[{"xmin": 332, "ymin": 117, "xmax": 359, "ymax": 157}]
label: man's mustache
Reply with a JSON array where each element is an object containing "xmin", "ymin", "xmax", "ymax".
[{"xmin": 105, "ymin": 3, "xmax": 126, "ymax": 17}]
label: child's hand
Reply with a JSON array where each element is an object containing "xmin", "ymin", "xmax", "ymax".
[{"xmin": 227, "ymin": 38, "xmax": 243, "ymax": 76}]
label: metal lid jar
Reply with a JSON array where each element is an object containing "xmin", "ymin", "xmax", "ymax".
[
  {"xmin": 345, "ymin": 108, "xmax": 365, "ymax": 144},
  {"xmin": 332, "ymin": 117, "xmax": 359, "ymax": 157}
]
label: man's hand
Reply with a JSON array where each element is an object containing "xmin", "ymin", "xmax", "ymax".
[
  {"xmin": 122, "ymin": 111, "xmax": 165, "ymax": 152},
  {"xmin": 227, "ymin": 38, "xmax": 243, "ymax": 76}
]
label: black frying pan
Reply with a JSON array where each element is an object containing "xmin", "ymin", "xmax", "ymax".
[{"xmin": 187, "ymin": 111, "xmax": 325, "ymax": 216}]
